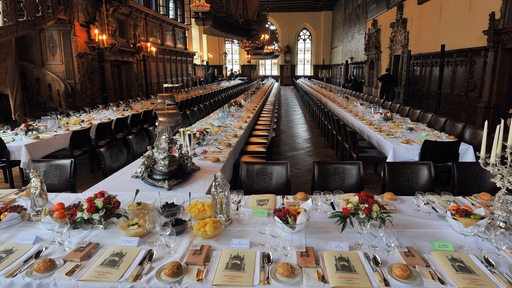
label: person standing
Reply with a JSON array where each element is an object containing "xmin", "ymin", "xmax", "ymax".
[
  {"xmin": 206, "ymin": 68, "xmax": 214, "ymax": 84},
  {"xmin": 378, "ymin": 68, "xmax": 395, "ymax": 101}
]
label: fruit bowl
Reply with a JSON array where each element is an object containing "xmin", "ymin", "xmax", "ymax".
[
  {"xmin": 273, "ymin": 208, "xmax": 310, "ymax": 234},
  {"xmin": 192, "ymin": 217, "xmax": 224, "ymax": 239},
  {"xmin": 446, "ymin": 211, "xmax": 489, "ymax": 235},
  {"xmin": 127, "ymin": 202, "xmax": 154, "ymax": 218},
  {"xmin": 118, "ymin": 217, "xmax": 150, "ymax": 237},
  {"xmin": 159, "ymin": 201, "xmax": 183, "ymax": 219},
  {"xmin": 185, "ymin": 197, "xmax": 213, "ymax": 221}
]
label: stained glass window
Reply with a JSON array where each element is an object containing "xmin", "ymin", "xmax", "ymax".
[{"xmin": 297, "ymin": 28, "xmax": 312, "ymax": 76}]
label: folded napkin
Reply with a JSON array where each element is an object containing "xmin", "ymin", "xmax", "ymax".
[{"xmin": 302, "ymin": 268, "xmax": 324, "ymax": 287}]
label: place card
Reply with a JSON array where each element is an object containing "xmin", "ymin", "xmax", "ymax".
[
  {"xmin": 120, "ymin": 237, "xmax": 141, "ymax": 247},
  {"xmin": 212, "ymin": 249, "xmax": 256, "ymax": 287},
  {"xmin": 231, "ymin": 239, "xmax": 250, "ymax": 250},
  {"xmin": 398, "ymin": 246, "xmax": 427, "ymax": 267},
  {"xmin": 248, "ymin": 194, "xmax": 276, "ymax": 210},
  {"xmin": 63, "ymin": 242, "xmax": 99, "ymax": 263},
  {"xmin": 328, "ymin": 241, "xmax": 349, "ymax": 251},
  {"xmin": 431, "ymin": 241, "xmax": 455, "ymax": 252},
  {"xmin": 17, "ymin": 235, "xmax": 43, "ymax": 245},
  {"xmin": 251, "ymin": 209, "xmax": 268, "ymax": 217}
]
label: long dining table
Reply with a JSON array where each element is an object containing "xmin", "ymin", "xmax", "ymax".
[{"xmin": 296, "ymin": 79, "xmax": 476, "ymax": 162}]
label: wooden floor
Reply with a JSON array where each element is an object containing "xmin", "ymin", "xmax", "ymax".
[{"xmin": 1, "ymin": 86, "xmax": 381, "ymax": 194}]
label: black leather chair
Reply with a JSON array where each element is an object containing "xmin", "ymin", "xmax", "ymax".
[
  {"xmin": 239, "ymin": 161, "xmax": 290, "ymax": 195},
  {"xmin": 45, "ymin": 126, "xmax": 95, "ymax": 173},
  {"xmin": 443, "ymin": 119, "xmax": 466, "ymax": 139},
  {"xmin": 141, "ymin": 109, "xmax": 156, "ymax": 128},
  {"xmin": 382, "ymin": 101, "xmax": 392, "ymax": 110},
  {"xmin": 390, "ymin": 103, "xmax": 401, "ymax": 113},
  {"xmin": 0, "ymin": 138, "xmax": 23, "ymax": 188},
  {"xmin": 383, "ymin": 161, "xmax": 435, "ymax": 196},
  {"xmin": 145, "ymin": 126, "xmax": 156, "ymax": 146},
  {"xmin": 418, "ymin": 111, "xmax": 434, "ymax": 126},
  {"xmin": 461, "ymin": 125, "xmax": 483, "ymax": 157},
  {"xmin": 408, "ymin": 108, "xmax": 422, "ymax": 122},
  {"xmin": 96, "ymin": 141, "xmax": 129, "ymax": 178},
  {"xmin": 113, "ymin": 115, "xmax": 130, "ymax": 140},
  {"xmin": 26, "ymin": 159, "xmax": 76, "ymax": 193},
  {"xmin": 129, "ymin": 112, "xmax": 143, "ymax": 134},
  {"xmin": 398, "ymin": 105, "xmax": 411, "ymax": 117},
  {"xmin": 453, "ymin": 162, "xmax": 499, "ymax": 196},
  {"xmin": 419, "ymin": 139, "xmax": 461, "ymax": 189},
  {"xmin": 347, "ymin": 128, "xmax": 387, "ymax": 174},
  {"xmin": 311, "ymin": 161, "xmax": 364, "ymax": 193},
  {"xmin": 126, "ymin": 130, "xmax": 149, "ymax": 160},
  {"xmin": 429, "ymin": 115, "xmax": 448, "ymax": 131},
  {"xmin": 93, "ymin": 120, "xmax": 114, "ymax": 148}
]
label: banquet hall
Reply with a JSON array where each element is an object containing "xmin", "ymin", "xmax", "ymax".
[{"xmin": 0, "ymin": 1, "xmax": 511, "ymax": 288}]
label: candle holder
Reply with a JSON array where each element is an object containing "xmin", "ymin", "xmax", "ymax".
[{"xmin": 478, "ymin": 145, "xmax": 512, "ymax": 228}]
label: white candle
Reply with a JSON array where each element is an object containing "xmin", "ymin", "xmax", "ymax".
[
  {"xmin": 95, "ymin": 29, "xmax": 99, "ymax": 42},
  {"xmin": 490, "ymin": 124, "xmax": 500, "ymax": 164},
  {"xmin": 497, "ymin": 119, "xmax": 504, "ymax": 154},
  {"xmin": 480, "ymin": 120, "xmax": 488, "ymax": 158},
  {"xmin": 507, "ymin": 121, "xmax": 512, "ymax": 146}
]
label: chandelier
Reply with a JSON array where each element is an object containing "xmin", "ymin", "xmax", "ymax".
[{"xmin": 238, "ymin": 22, "xmax": 281, "ymax": 59}]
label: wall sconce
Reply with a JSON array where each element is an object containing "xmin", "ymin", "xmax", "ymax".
[{"xmin": 94, "ymin": 28, "xmax": 108, "ymax": 47}]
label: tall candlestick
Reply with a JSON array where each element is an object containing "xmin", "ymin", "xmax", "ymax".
[
  {"xmin": 497, "ymin": 119, "xmax": 504, "ymax": 154},
  {"xmin": 490, "ymin": 124, "xmax": 500, "ymax": 164},
  {"xmin": 480, "ymin": 120, "xmax": 488, "ymax": 159},
  {"xmin": 95, "ymin": 29, "xmax": 99, "ymax": 42},
  {"xmin": 507, "ymin": 121, "xmax": 512, "ymax": 146}
]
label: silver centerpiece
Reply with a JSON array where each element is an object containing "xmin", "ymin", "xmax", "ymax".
[
  {"xmin": 27, "ymin": 170, "xmax": 49, "ymax": 221},
  {"xmin": 133, "ymin": 93, "xmax": 199, "ymax": 190},
  {"xmin": 479, "ymin": 145, "xmax": 512, "ymax": 229}
]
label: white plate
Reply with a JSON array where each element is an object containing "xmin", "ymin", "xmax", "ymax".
[
  {"xmin": 270, "ymin": 263, "xmax": 302, "ymax": 285},
  {"xmin": 155, "ymin": 262, "xmax": 187, "ymax": 284},
  {"xmin": 471, "ymin": 194, "xmax": 494, "ymax": 202},
  {"xmin": 26, "ymin": 259, "xmax": 64, "ymax": 279},
  {"xmin": 386, "ymin": 264, "xmax": 419, "ymax": 284}
]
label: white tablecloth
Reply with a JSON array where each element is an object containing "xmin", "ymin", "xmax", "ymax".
[{"xmin": 297, "ymin": 79, "xmax": 476, "ymax": 162}]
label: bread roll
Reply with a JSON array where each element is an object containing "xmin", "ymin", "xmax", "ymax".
[
  {"xmin": 391, "ymin": 263, "xmax": 412, "ymax": 280},
  {"xmin": 276, "ymin": 262, "xmax": 296, "ymax": 278},
  {"xmin": 478, "ymin": 192, "xmax": 492, "ymax": 201},
  {"xmin": 295, "ymin": 192, "xmax": 309, "ymax": 201},
  {"xmin": 163, "ymin": 261, "xmax": 183, "ymax": 278},
  {"xmin": 383, "ymin": 192, "xmax": 397, "ymax": 201},
  {"xmin": 33, "ymin": 258, "xmax": 57, "ymax": 273}
]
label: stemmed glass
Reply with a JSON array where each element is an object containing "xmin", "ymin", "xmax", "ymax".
[
  {"xmin": 230, "ymin": 190, "xmax": 244, "ymax": 217},
  {"xmin": 321, "ymin": 191, "xmax": 334, "ymax": 214},
  {"xmin": 383, "ymin": 227, "xmax": 400, "ymax": 255},
  {"xmin": 145, "ymin": 209, "xmax": 163, "ymax": 247},
  {"xmin": 40, "ymin": 213, "xmax": 57, "ymax": 246},
  {"xmin": 413, "ymin": 191, "xmax": 426, "ymax": 213},
  {"xmin": 312, "ymin": 191, "xmax": 323, "ymax": 213},
  {"xmin": 369, "ymin": 221, "xmax": 384, "ymax": 250},
  {"xmin": 53, "ymin": 218, "xmax": 71, "ymax": 253},
  {"xmin": 161, "ymin": 225, "xmax": 177, "ymax": 255},
  {"xmin": 353, "ymin": 218, "xmax": 370, "ymax": 249},
  {"xmin": 491, "ymin": 227, "xmax": 510, "ymax": 257}
]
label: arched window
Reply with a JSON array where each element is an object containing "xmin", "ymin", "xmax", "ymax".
[
  {"xmin": 297, "ymin": 28, "xmax": 312, "ymax": 76},
  {"xmin": 225, "ymin": 40, "xmax": 240, "ymax": 74},
  {"xmin": 169, "ymin": 0, "xmax": 176, "ymax": 19}
]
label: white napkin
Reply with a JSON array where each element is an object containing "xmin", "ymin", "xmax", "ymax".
[{"xmin": 302, "ymin": 267, "xmax": 324, "ymax": 287}]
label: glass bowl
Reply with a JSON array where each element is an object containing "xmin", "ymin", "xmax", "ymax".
[
  {"xmin": 445, "ymin": 212, "xmax": 490, "ymax": 236},
  {"xmin": 185, "ymin": 197, "xmax": 213, "ymax": 221},
  {"xmin": 159, "ymin": 200, "xmax": 184, "ymax": 219},
  {"xmin": 192, "ymin": 217, "xmax": 224, "ymax": 239},
  {"xmin": 273, "ymin": 209, "xmax": 310, "ymax": 234},
  {"xmin": 126, "ymin": 202, "xmax": 154, "ymax": 218}
]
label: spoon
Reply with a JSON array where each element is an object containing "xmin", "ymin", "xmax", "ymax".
[
  {"xmin": 265, "ymin": 252, "xmax": 274, "ymax": 284},
  {"xmin": 372, "ymin": 254, "xmax": 390, "ymax": 287},
  {"xmin": 132, "ymin": 188, "xmax": 140, "ymax": 203},
  {"xmin": 483, "ymin": 255, "xmax": 512, "ymax": 286}
]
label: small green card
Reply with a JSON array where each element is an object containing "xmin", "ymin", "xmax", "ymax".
[
  {"xmin": 252, "ymin": 209, "xmax": 269, "ymax": 217},
  {"xmin": 431, "ymin": 241, "xmax": 455, "ymax": 251}
]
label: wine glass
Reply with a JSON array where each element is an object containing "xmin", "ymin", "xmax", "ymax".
[
  {"xmin": 53, "ymin": 218, "xmax": 71, "ymax": 253},
  {"xmin": 322, "ymin": 191, "xmax": 334, "ymax": 214},
  {"xmin": 369, "ymin": 221, "xmax": 384, "ymax": 250},
  {"xmin": 491, "ymin": 227, "xmax": 510, "ymax": 257},
  {"xmin": 145, "ymin": 210, "xmax": 162, "ymax": 246},
  {"xmin": 312, "ymin": 191, "xmax": 323, "ymax": 213},
  {"xmin": 413, "ymin": 191, "xmax": 426, "ymax": 213},
  {"xmin": 383, "ymin": 227, "xmax": 400, "ymax": 255},
  {"xmin": 40, "ymin": 213, "xmax": 57, "ymax": 246},
  {"xmin": 230, "ymin": 190, "xmax": 244, "ymax": 217},
  {"xmin": 162, "ymin": 226, "xmax": 177, "ymax": 255},
  {"xmin": 353, "ymin": 218, "xmax": 370, "ymax": 250}
]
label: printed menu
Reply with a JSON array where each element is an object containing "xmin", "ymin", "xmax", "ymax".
[
  {"xmin": 322, "ymin": 251, "xmax": 372, "ymax": 288},
  {"xmin": 431, "ymin": 251, "xmax": 498, "ymax": 288},
  {"xmin": 0, "ymin": 243, "xmax": 33, "ymax": 272},
  {"xmin": 80, "ymin": 246, "xmax": 141, "ymax": 282},
  {"xmin": 212, "ymin": 249, "xmax": 256, "ymax": 286},
  {"xmin": 248, "ymin": 194, "xmax": 276, "ymax": 210}
]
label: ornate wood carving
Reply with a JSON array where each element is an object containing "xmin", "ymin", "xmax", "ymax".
[
  {"xmin": 364, "ymin": 18, "xmax": 381, "ymax": 96},
  {"xmin": 388, "ymin": 3, "xmax": 409, "ymax": 103}
]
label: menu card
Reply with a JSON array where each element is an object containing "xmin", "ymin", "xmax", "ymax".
[
  {"xmin": 322, "ymin": 251, "xmax": 372, "ymax": 287},
  {"xmin": 212, "ymin": 249, "xmax": 256, "ymax": 286},
  {"xmin": 248, "ymin": 194, "xmax": 276, "ymax": 210},
  {"xmin": 80, "ymin": 246, "xmax": 141, "ymax": 282},
  {"xmin": 431, "ymin": 251, "xmax": 498, "ymax": 288},
  {"xmin": 0, "ymin": 243, "xmax": 33, "ymax": 272}
]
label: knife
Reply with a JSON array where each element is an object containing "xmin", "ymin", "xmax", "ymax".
[
  {"xmin": 5, "ymin": 246, "xmax": 47, "ymax": 278},
  {"xmin": 364, "ymin": 252, "xmax": 386, "ymax": 287},
  {"xmin": 480, "ymin": 256, "xmax": 512, "ymax": 287},
  {"xmin": 424, "ymin": 257, "xmax": 446, "ymax": 285},
  {"xmin": 65, "ymin": 263, "xmax": 83, "ymax": 277},
  {"xmin": 260, "ymin": 252, "xmax": 266, "ymax": 284},
  {"xmin": 329, "ymin": 199, "xmax": 336, "ymax": 211},
  {"xmin": 129, "ymin": 249, "xmax": 154, "ymax": 282}
]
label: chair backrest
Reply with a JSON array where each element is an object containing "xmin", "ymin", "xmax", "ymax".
[
  {"xmin": 383, "ymin": 161, "xmax": 435, "ymax": 196},
  {"xmin": 126, "ymin": 130, "xmax": 149, "ymax": 159},
  {"xmin": 0, "ymin": 137, "xmax": 10, "ymax": 161},
  {"xmin": 418, "ymin": 111, "xmax": 434, "ymax": 126},
  {"xmin": 69, "ymin": 126, "xmax": 92, "ymax": 150},
  {"xmin": 419, "ymin": 139, "xmax": 461, "ymax": 164},
  {"xmin": 408, "ymin": 108, "xmax": 422, "ymax": 122},
  {"xmin": 113, "ymin": 115, "xmax": 129, "ymax": 135},
  {"xmin": 94, "ymin": 120, "xmax": 114, "ymax": 146},
  {"xmin": 311, "ymin": 161, "xmax": 364, "ymax": 193},
  {"xmin": 145, "ymin": 126, "xmax": 156, "ymax": 146},
  {"xmin": 239, "ymin": 161, "xmax": 290, "ymax": 195},
  {"xmin": 129, "ymin": 112, "xmax": 143, "ymax": 133},
  {"xmin": 382, "ymin": 101, "xmax": 392, "ymax": 110},
  {"xmin": 443, "ymin": 119, "xmax": 466, "ymax": 138},
  {"xmin": 390, "ymin": 103, "xmax": 401, "ymax": 113},
  {"xmin": 141, "ymin": 109, "xmax": 156, "ymax": 128},
  {"xmin": 453, "ymin": 162, "xmax": 499, "ymax": 196},
  {"xmin": 429, "ymin": 115, "xmax": 448, "ymax": 131},
  {"xmin": 461, "ymin": 125, "xmax": 483, "ymax": 155},
  {"xmin": 26, "ymin": 159, "xmax": 76, "ymax": 193},
  {"xmin": 97, "ymin": 141, "xmax": 128, "ymax": 178},
  {"xmin": 398, "ymin": 105, "xmax": 411, "ymax": 117}
]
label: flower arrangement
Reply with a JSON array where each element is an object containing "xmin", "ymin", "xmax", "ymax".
[
  {"xmin": 382, "ymin": 111, "xmax": 394, "ymax": 122},
  {"xmin": 329, "ymin": 192, "xmax": 392, "ymax": 234},
  {"xmin": 17, "ymin": 121, "xmax": 40, "ymax": 135},
  {"xmin": 193, "ymin": 128, "xmax": 210, "ymax": 146},
  {"xmin": 66, "ymin": 190, "xmax": 125, "ymax": 227},
  {"xmin": 228, "ymin": 99, "xmax": 243, "ymax": 108}
]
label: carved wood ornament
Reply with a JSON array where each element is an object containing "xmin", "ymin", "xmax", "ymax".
[
  {"xmin": 364, "ymin": 18, "xmax": 381, "ymax": 95},
  {"xmin": 388, "ymin": 3, "xmax": 409, "ymax": 103}
]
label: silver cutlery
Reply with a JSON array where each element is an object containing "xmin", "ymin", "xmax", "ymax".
[
  {"xmin": 130, "ymin": 249, "xmax": 155, "ymax": 282},
  {"xmin": 5, "ymin": 246, "xmax": 47, "ymax": 278},
  {"xmin": 131, "ymin": 188, "xmax": 140, "ymax": 203},
  {"xmin": 260, "ymin": 251, "xmax": 266, "ymax": 284},
  {"xmin": 423, "ymin": 256, "xmax": 446, "ymax": 285},
  {"xmin": 364, "ymin": 252, "xmax": 386, "ymax": 287},
  {"xmin": 481, "ymin": 255, "xmax": 512, "ymax": 287},
  {"xmin": 371, "ymin": 254, "xmax": 390, "ymax": 287},
  {"xmin": 265, "ymin": 251, "xmax": 274, "ymax": 285},
  {"xmin": 65, "ymin": 262, "xmax": 83, "ymax": 277}
]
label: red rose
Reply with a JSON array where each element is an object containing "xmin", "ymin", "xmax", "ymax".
[
  {"xmin": 86, "ymin": 204, "xmax": 96, "ymax": 214},
  {"xmin": 342, "ymin": 207, "xmax": 351, "ymax": 215},
  {"xmin": 363, "ymin": 206, "xmax": 371, "ymax": 215},
  {"xmin": 113, "ymin": 200, "xmax": 121, "ymax": 209},
  {"xmin": 103, "ymin": 197, "xmax": 111, "ymax": 203},
  {"xmin": 86, "ymin": 196, "xmax": 93, "ymax": 202},
  {"xmin": 97, "ymin": 191, "xmax": 105, "ymax": 198}
]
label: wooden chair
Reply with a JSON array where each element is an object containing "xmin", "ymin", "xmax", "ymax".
[
  {"xmin": 239, "ymin": 161, "xmax": 290, "ymax": 195},
  {"xmin": 126, "ymin": 130, "xmax": 149, "ymax": 161},
  {"xmin": 26, "ymin": 159, "xmax": 76, "ymax": 193},
  {"xmin": 453, "ymin": 162, "xmax": 499, "ymax": 196},
  {"xmin": 408, "ymin": 108, "xmax": 422, "ymax": 122},
  {"xmin": 383, "ymin": 161, "xmax": 435, "ymax": 196},
  {"xmin": 311, "ymin": 161, "xmax": 364, "ymax": 193},
  {"xmin": 96, "ymin": 141, "xmax": 129, "ymax": 178},
  {"xmin": 0, "ymin": 138, "xmax": 23, "ymax": 188}
]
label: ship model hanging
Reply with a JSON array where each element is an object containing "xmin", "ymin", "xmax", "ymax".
[{"xmin": 133, "ymin": 93, "xmax": 199, "ymax": 190}]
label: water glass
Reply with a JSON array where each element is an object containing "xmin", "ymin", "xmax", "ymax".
[
  {"xmin": 383, "ymin": 228, "xmax": 400, "ymax": 255},
  {"xmin": 413, "ymin": 191, "xmax": 426, "ymax": 213},
  {"xmin": 163, "ymin": 227, "xmax": 177, "ymax": 255}
]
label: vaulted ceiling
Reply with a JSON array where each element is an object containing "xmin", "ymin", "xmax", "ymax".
[{"xmin": 259, "ymin": 0, "xmax": 339, "ymax": 13}]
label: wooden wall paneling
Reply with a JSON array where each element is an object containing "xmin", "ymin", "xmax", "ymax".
[{"xmin": 364, "ymin": 19, "xmax": 381, "ymax": 96}]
